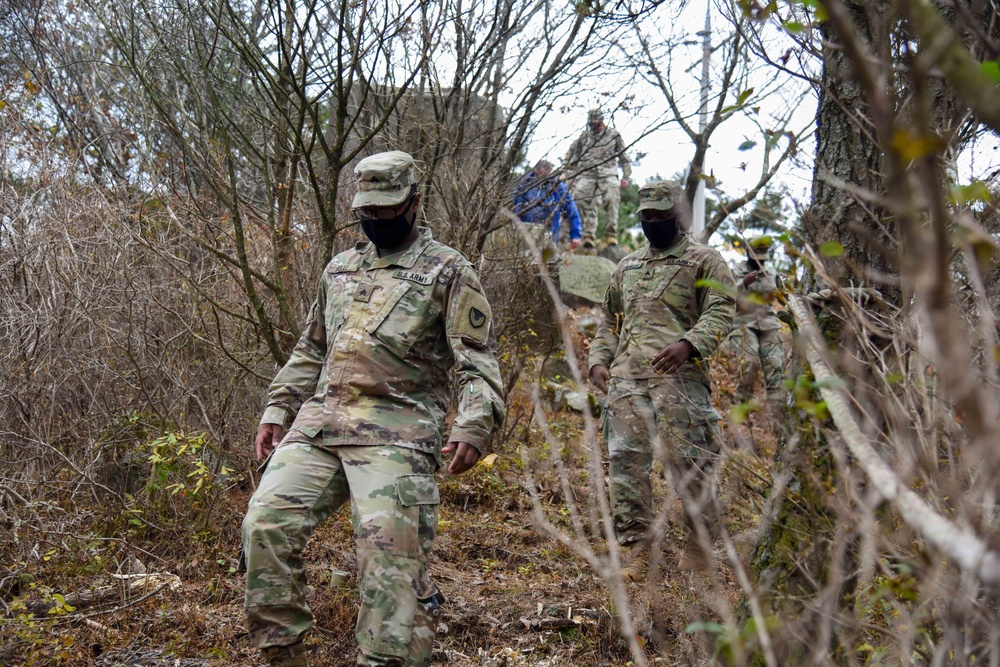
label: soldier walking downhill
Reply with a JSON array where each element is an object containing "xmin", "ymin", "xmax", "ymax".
[
  {"xmin": 588, "ymin": 180, "xmax": 735, "ymax": 579},
  {"xmin": 242, "ymin": 151, "xmax": 505, "ymax": 667},
  {"xmin": 564, "ymin": 109, "xmax": 632, "ymax": 250},
  {"xmin": 729, "ymin": 235, "xmax": 785, "ymax": 404}
]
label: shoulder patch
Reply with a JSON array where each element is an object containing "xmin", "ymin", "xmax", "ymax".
[{"xmin": 452, "ymin": 286, "xmax": 492, "ymax": 345}]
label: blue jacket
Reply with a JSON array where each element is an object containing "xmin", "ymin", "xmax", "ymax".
[{"xmin": 511, "ymin": 173, "xmax": 583, "ymax": 241}]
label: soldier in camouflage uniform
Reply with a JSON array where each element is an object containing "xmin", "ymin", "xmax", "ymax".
[
  {"xmin": 242, "ymin": 151, "xmax": 506, "ymax": 667},
  {"xmin": 588, "ymin": 180, "xmax": 734, "ymax": 578},
  {"xmin": 564, "ymin": 109, "xmax": 631, "ymax": 249},
  {"xmin": 729, "ymin": 235, "xmax": 785, "ymax": 403}
]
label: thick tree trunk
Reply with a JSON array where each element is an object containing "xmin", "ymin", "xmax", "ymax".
[
  {"xmin": 748, "ymin": 3, "xmax": 893, "ymax": 662},
  {"xmin": 805, "ymin": 2, "xmax": 897, "ymax": 304}
]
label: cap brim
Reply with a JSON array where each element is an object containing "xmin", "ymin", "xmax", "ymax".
[
  {"xmin": 636, "ymin": 201, "xmax": 675, "ymax": 213},
  {"xmin": 352, "ymin": 189, "xmax": 409, "ymax": 209}
]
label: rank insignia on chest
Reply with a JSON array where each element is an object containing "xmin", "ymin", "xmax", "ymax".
[
  {"xmin": 393, "ymin": 269, "xmax": 433, "ymax": 285},
  {"xmin": 469, "ymin": 307, "xmax": 487, "ymax": 328},
  {"xmin": 354, "ymin": 283, "xmax": 375, "ymax": 302}
]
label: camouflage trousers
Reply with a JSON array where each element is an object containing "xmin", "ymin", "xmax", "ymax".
[
  {"xmin": 242, "ymin": 434, "xmax": 441, "ymax": 667},
  {"xmin": 728, "ymin": 325, "xmax": 784, "ymax": 401},
  {"xmin": 573, "ymin": 174, "xmax": 620, "ymax": 240},
  {"xmin": 602, "ymin": 377, "xmax": 723, "ymax": 547}
]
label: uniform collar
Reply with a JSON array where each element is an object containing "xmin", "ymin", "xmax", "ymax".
[
  {"xmin": 642, "ymin": 233, "xmax": 689, "ymax": 261},
  {"xmin": 360, "ymin": 227, "xmax": 433, "ymax": 269}
]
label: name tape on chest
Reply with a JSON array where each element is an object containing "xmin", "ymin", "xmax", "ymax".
[{"xmin": 393, "ymin": 269, "xmax": 434, "ymax": 285}]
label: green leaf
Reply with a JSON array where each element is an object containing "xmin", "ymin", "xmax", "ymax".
[
  {"xmin": 981, "ymin": 60, "xmax": 1000, "ymax": 84},
  {"xmin": 949, "ymin": 181, "xmax": 992, "ymax": 206},
  {"xmin": 738, "ymin": 140, "xmax": 757, "ymax": 151},
  {"xmin": 736, "ymin": 88, "xmax": 755, "ymax": 105},
  {"xmin": 694, "ymin": 278, "xmax": 736, "ymax": 297},
  {"xmin": 815, "ymin": 376, "xmax": 847, "ymax": 390},
  {"xmin": 686, "ymin": 621, "xmax": 727, "ymax": 635},
  {"xmin": 819, "ymin": 241, "xmax": 844, "ymax": 257},
  {"xmin": 783, "ymin": 20, "xmax": 804, "ymax": 33},
  {"xmin": 885, "ymin": 373, "xmax": 904, "ymax": 385},
  {"xmin": 891, "ymin": 128, "xmax": 945, "ymax": 161},
  {"xmin": 728, "ymin": 401, "xmax": 760, "ymax": 424}
]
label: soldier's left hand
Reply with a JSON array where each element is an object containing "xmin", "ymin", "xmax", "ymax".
[
  {"xmin": 443, "ymin": 441, "xmax": 481, "ymax": 475},
  {"xmin": 620, "ymin": 178, "xmax": 629, "ymax": 189},
  {"xmin": 652, "ymin": 340, "xmax": 695, "ymax": 374}
]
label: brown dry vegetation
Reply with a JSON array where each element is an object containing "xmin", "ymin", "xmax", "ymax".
[{"xmin": 0, "ymin": 307, "xmax": 782, "ymax": 666}]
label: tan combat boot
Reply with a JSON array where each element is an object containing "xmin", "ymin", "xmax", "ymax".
[
  {"xmin": 619, "ymin": 547, "xmax": 649, "ymax": 582},
  {"xmin": 604, "ymin": 234, "xmax": 618, "ymax": 246},
  {"xmin": 263, "ymin": 643, "xmax": 308, "ymax": 667}
]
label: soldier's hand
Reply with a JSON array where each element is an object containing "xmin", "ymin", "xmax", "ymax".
[
  {"xmin": 255, "ymin": 423, "xmax": 285, "ymax": 462},
  {"xmin": 620, "ymin": 178, "xmax": 629, "ymax": 189},
  {"xmin": 589, "ymin": 364, "xmax": 610, "ymax": 394},
  {"xmin": 652, "ymin": 340, "xmax": 695, "ymax": 374},
  {"xmin": 568, "ymin": 238, "xmax": 582, "ymax": 250},
  {"xmin": 443, "ymin": 441, "xmax": 480, "ymax": 475},
  {"xmin": 743, "ymin": 271, "xmax": 760, "ymax": 287}
]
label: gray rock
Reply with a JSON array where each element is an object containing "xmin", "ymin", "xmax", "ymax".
[
  {"xmin": 558, "ymin": 255, "xmax": 617, "ymax": 305},
  {"xmin": 563, "ymin": 391, "xmax": 589, "ymax": 413}
]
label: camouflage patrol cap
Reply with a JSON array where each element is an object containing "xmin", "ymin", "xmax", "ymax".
[
  {"xmin": 352, "ymin": 151, "xmax": 417, "ymax": 209},
  {"xmin": 588, "ymin": 108, "xmax": 604, "ymax": 123},
  {"xmin": 636, "ymin": 180, "xmax": 679, "ymax": 213}
]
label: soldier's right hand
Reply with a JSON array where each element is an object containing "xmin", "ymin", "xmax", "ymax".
[
  {"xmin": 743, "ymin": 271, "xmax": 760, "ymax": 287},
  {"xmin": 255, "ymin": 423, "xmax": 285, "ymax": 462},
  {"xmin": 589, "ymin": 364, "xmax": 610, "ymax": 394}
]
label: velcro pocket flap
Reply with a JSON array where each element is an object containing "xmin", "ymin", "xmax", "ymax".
[
  {"xmin": 652, "ymin": 265, "xmax": 686, "ymax": 299},
  {"xmin": 363, "ymin": 281, "xmax": 410, "ymax": 334}
]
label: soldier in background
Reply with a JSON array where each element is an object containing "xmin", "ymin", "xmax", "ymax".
[
  {"xmin": 588, "ymin": 181, "xmax": 735, "ymax": 580},
  {"xmin": 242, "ymin": 151, "xmax": 505, "ymax": 667},
  {"xmin": 565, "ymin": 109, "xmax": 631, "ymax": 250},
  {"xmin": 730, "ymin": 235, "xmax": 785, "ymax": 404}
]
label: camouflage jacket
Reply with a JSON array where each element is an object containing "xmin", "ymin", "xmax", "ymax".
[
  {"xmin": 565, "ymin": 127, "xmax": 632, "ymax": 180},
  {"xmin": 733, "ymin": 261, "xmax": 782, "ymax": 331},
  {"xmin": 589, "ymin": 235, "xmax": 736, "ymax": 386},
  {"xmin": 261, "ymin": 228, "xmax": 506, "ymax": 461}
]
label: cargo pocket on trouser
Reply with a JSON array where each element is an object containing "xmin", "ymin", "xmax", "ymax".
[
  {"xmin": 356, "ymin": 474, "xmax": 440, "ymax": 662},
  {"xmin": 603, "ymin": 380, "xmax": 656, "ymax": 546},
  {"xmin": 650, "ymin": 380, "xmax": 722, "ymax": 533}
]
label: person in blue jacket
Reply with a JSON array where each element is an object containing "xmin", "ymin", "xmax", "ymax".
[{"xmin": 512, "ymin": 160, "xmax": 583, "ymax": 250}]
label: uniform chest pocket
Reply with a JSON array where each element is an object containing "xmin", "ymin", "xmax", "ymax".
[
  {"xmin": 363, "ymin": 281, "xmax": 439, "ymax": 358},
  {"xmin": 651, "ymin": 265, "xmax": 695, "ymax": 311}
]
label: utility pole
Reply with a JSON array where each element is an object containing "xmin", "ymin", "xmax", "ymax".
[{"xmin": 691, "ymin": 0, "xmax": 711, "ymax": 239}]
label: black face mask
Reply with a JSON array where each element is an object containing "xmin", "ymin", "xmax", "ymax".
[
  {"xmin": 641, "ymin": 217, "xmax": 679, "ymax": 249},
  {"xmin": 748, "ymin": 258, "xmax": 762, "ymax": 271},
  {"xmin": 360, "ymin": 202, "xmax": 415, "ymax": 249}
]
